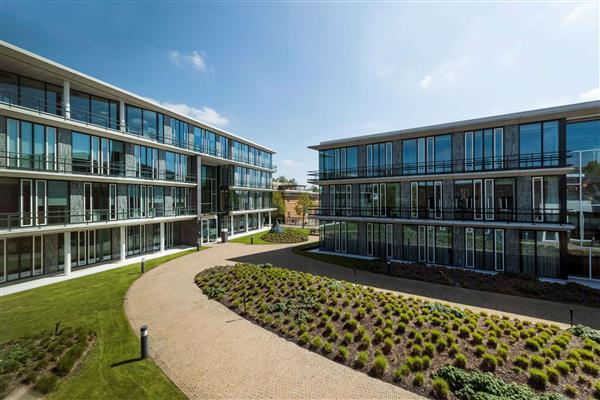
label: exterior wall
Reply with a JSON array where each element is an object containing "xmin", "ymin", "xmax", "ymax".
[
  {"xmin": 282, "ymin": 191, "xmax": 319, "ymax": 226},
  {"xmin": 43, "ymin": 233, "xmax": 60, "ymax": 273},
  {"xmin": 321, "ymin": 185, "xmax": 330, "ymax": 210},
  {"xmin": 351, "ymin": 184, "xmax": 360, "ymax": 213},
  {"xmin": 393, "ymin": 223, "xmax": 402, "ymax": 260},
  {"xmin": 400, "ymin": 182, "xmax": 411, "ymax": 218},
  {"xmin": 358, "ymin": 222, "xmax": 367, "ymax": 255},
  {"xmin": 516, "ymin": 176, "xmax": 532, "ymax": 222},
  {"xmin": 358, "ymin": 145, "xmax": 366, "ymax": 170},
  {"xmin": 70, "ymin": 181, "xmax": 84, "ymax": 223},
  {"xmin": 180, "ymin": 219, "xmax": 198, "ymax": 245},
  {"xmin": 0, "ymin": 116, "xmax": 6, "ymax": 168},
  {"xmin": 442, "ymin": 179, "xmax": 454, "ymax": 220},
  {"xmin": 504, "ymin": 124, "xmax": 519, "ymax": 169},
  {"xmin": 452, "ymin": 132, "xmax": 463, "ymax": 173},
  {"xmin": 125, "ymin": 143, "xmax": 136, "ymax": 178},
  {"xmin": 117, "ymin": 184, "xmax": 128, "ymax": 218},
  {"xmin": 392, "ymin": 140, "xmax": 402, "ymax": 168},
  {"xmin": 453, "ymin": 226, "xmax": 465, "ymax": 267},
  {"xmin": 58, "ymin": 128, "xmax": 71, "ymax": 173}
]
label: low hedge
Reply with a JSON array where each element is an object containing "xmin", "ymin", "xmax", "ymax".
[{"xmin": 261, "ymin": 229, "xmax": 308, "ymax": 244}]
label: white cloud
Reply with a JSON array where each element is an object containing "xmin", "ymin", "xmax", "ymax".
[
  {"xmin": 144, "ymin": 97, "xmax": 229, "ymax": 126},
  {"xmin": 579, "ymin": 87, "xmax": 600, "ymax": 101},
  {"xmin": 419, "ymin": 75, "xmax": 433, "ymax": 89},
  {"xmin": 168, "ymin": 50, "xmax": 207, "ymax": 72},
  {"xmin": 562, "ymin": 3, "xmax": 596, "ymax": 27},
  {"xmin": 282, "ymin": 159, "xmax": 302, "ymax": 167}
]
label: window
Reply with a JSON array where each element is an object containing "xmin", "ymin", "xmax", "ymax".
[
  {"xmin": 20, "ymin": 77, "xmax": 45, "ymax": 111},
  {"xmin": 20, "ymin": 179, "xmax": 32, "ymax": 227},
  {"xmin": 402, "ymin": 139, "xmax": 417, "ymax": 174},
  {"xmin": 410, "ymin": 182, "xmax": 418, "ymax": 218},
  {"xmin": 367, "ymin": 223, "xmax": 373, "ymax": 256},
  {"xmin": 70, "ymin": 90, "xmax": 90, "ymax": 123},
  {"xmin": 436, "ymin": 227, "xmax": 452, "ymax": 265},
  {"xmin": 455, "ymin": 180, "xmax": 473, "ymax": 220},
  {"xmin": 474, "ymin": 179, "xmax": 483, "ymax": 220},
  {"xmin": 520, "ymin": 230, "xmax": 560, "ymax": 277},
  {"xmin": 494, "ymin": 178, "xmax": 515, "ymax": 221},
  {"xmin": 48, "ymin": 181, "xmax": 68, "ymax": 224},
  {"xmin": 6, "ymin": 119, "xmax": 57, "ymax": 171},
  {"xmin": 126, "ymin": 105, "xmax": 143, "ymax": 135},
  {"xmin": 427, "ymin": 226, "xmax": 435, "ymax": 263},
  {"xmin": 386, "ymin": 224, "xmax": 393, "ymax": 259},
  {"xmin": 418, "ymin": 225, "xmax": 426, "ymax": 262},
  {"xmin": 72, "ymin": 132, "xmax": 91, "ymax": 173},
  {"xmin": 465, "ymin": 129, "xmax": 503, "ymax": 171},
  {"xmin": 519, "ymin": 121, "xmax": 559, "ymax": 167},
  {"xmin": 84, "ymin": 182, "xmax": 92, "ymax": 222},
  {"xmin": 434, "ymin": 135, "xmax": 452, "ymax": 173},
  {"xmin": 484, "ymin": 179, "xmax": 494, "ymax": 220},
  {"xmin": 367, "ymin": 142, "xmax": 392, "ymax": 176},
  {"xmin": 109, "ymin": 184, "xmax": 117, "ymax": 220},
  {"xmin": 35, "ymin": 180, "xmax": 47, "ymax": 226},
  {"xmin": 495, "ymin": 229, "xmax": 505, "ymax": 271},
  {"xmin": 402, "ymin": 225, "xmax": 418, "ymax": 261}
]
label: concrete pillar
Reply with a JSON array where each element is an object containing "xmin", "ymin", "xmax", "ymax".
[
  {"xmin": 119, "ymin": 101, "xmax": 125, "ymax": 132},
  {"xmin": 245, "ymin": 214, "xmax": 249, "ymax": 232},
  {"xmin": 268, "ymin": 211, "xmax": 272, "ymax": 226},
  {"xmin": 258, "ymin": 212, "xmax": 262, "ymax": 229},
  {"xmin": 230, "ymin": 215, "xmax": 234, "ymax": 236},
  {"xmin": 197, "ymin": 156, "xmax": 202, "ymax": 217},
  {"xmin": 120, "ymin": 226, "xmax": 126, "ymax": 262},
  {"xmin": 63, "ymin": 232, "xmax": 71, "ymax": 276},
  {"xmin": 160, "ymin": 222, "xmax": 165, "ymax": 252},
  {"xmin": 63, "ymin": 80, "xmax": 70, "ymax": 119},
  {"xmin": 199, "ymin": 219, "xmax": 204, "ymax": 245}
]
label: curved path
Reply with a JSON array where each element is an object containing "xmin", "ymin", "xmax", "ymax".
[
  {"xmin": 126, "ymin": 239, "xmax": 599, "ymax": 399},
  {"xmin": 125, "ymin": 240, "xmax": 422, "ymax": 400}
]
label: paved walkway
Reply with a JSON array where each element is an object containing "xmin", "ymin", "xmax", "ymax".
[
  {"xmin": 125, "ymin": 239, "xmax": 600, "ymax": 399},
  {"xmin": 125, "ymin": 240, "xmax": 422, "ymax": 400}
]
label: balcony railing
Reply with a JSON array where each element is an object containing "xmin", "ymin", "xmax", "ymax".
[
  {"xmin": 310, "ymin": 206, "xmax": 566, "ymax": 225},
  {"xmin": 0, "ymin": 206, "xmax": 197, "ymax": 230},
  {"xmin": 308, "ymin": 151, "xmax": 571, "ymax": 181},
  {"xmin": 0, "ymin": 152, "xmax": 197, "ymax": 182},
  {"xmin": 1, "ymin": 89, "xmax": 276, "ymax": 171}
]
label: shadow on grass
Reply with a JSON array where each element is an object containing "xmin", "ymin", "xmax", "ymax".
[
  {"xmin": 223, "ymin": 243, "xmax": 600, "ymax": 328},
  {"xmin": 110, "ymin": 357, "xmax": 143, "ymax": 368}
]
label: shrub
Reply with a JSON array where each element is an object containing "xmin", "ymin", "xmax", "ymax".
[
  {"xmin": 481, "ymin": 354, "xmax": 498, "ymax": 372},
  {"xmin": 355, "ymin": 351, "xmax": 368, "ymax": 368},
  {"xmin": 528, "ymin": 368, "xmax": 547, "ymax": 390},
  {"xmin": 311, "ymin": 336, "xmax": 323, "ymax": 350},
  {"xmin": 594, "ymin": 380, "xmax": 600, "ymax": 399},
  {"xmin": 471, "ymin": 332, "xmax": 483, "ymax": 345},
  {"xmin": 261, "ymin": 229, "xmax": 308, "ymax": 243},
  {"xmin": 530, "ymin": 354, "xmax": 545, "ymax": 369},
  {"xmin": 406, "ymin": 356, "xmax": 424, "ymax": 372},
  {"xmin": 583, "ymin": 360, "xmax": 600, "ymax": 376},
  {"xmin": 454, "ymin": 353, "xmax": 467, "ymax": 369},
  {"xmin": 396, "ymin": 322, "xmax": 406, "ymax": 334},
  {"xmin": 337, "ymin": 346, "xmax": 349, "ymax": 362},
  {"xmin": 298, "ymin": 332, "xmax": 310, "ymax": 345},
  {"xmin": 514, "ymin": 355, "xmax": 529, "ymax": 369},
  {"xmin": 393, "ymin": 365, "xmax": 410, "ymax": 382},
  {"xmin": 343, "ymin": 332, "xmax": 353, "ymax": 344},
  {"xmin": 413, "ymin": 372, "xmax": 425, "ymax": 386},
  {"xmin": 525, "ymin": 338, "xmax": 540, "ymax": 351},
  {"xmin": 432, "ymin": 377, "xmax": 450, "ymax": 400},
  {"xmin": 564, "ymin": 384, "xmax": 577, "ymax": 398},
  {"xmin": 33, "ymin": 373, "xmax": 58, "ymax": 395},
  {"xmin": 555, "ymin": 360, "xmax": 570, "ymax": 375},
  {"xmin": 423, "ymin": 342, "xmax": 435, "ymax": 357},
  {"xmin": 497, "ymin": 347, "xmax": 508, "ymax": 360},
  {"xmin": 372, "ymin": 355, "xmax": 388, "ymax": 377},
  {"xmin": 569, "ymin": 324, "xmax": 600, "ymax": 344},
  {"xmin": 322, "ymin": 341, "xmax": 333, "ymax": 354},
  {"xmin": 360, "ymin": 334, "xmax": 371, "ymax": 348},
  {"xmin": 383, "ymin": 337, "xmax": 394, "ymax": 353},
  {"xmin": 546, "ymin": 366, "xmax": 559, "ymax": 384},
  {"xmin": 473, "ymin": 345, "xmax": 486, "ymax": 357}
]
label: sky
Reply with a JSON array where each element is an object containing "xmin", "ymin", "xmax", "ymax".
[{"xmin": 1, "ymin": 1, "xmax": 598, "ymax": 184}]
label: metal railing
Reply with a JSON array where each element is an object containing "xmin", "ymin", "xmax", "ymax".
[
  {"xmin": 310, "ymin": 206, "xmax": 565, "ymax": 224},
  {"xmin": 0, "ymin": 206, "xmax": 197, "ymax": 230},
  {"xmin": 0, "ymin": 152, "xmax": 197, "ymax": 182},
  {"xmin": 1, "ymin": 88, "xmax": 276, "ymax": 171},
  {"xmin": 308, "ymin": 151, "xmax": 571, "ymax": 181}
]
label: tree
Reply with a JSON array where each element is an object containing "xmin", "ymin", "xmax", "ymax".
[
  {"xmin": 272, "ymin": 191, "xmax": 286, "ymax": 221},
  {"xmin": 275, "ymin": 175, "xmax": 297, "ymax": 185},
  {"xmin": 294, "ymin": 193, "xmax": 315, "ymax": 228}
]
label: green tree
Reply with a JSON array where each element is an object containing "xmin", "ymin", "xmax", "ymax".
[
  {"xmin": 294, "ymin": 193, "xmax": 315, "ymax": 228},
  {"xmin": 272, "ymin": 191, "xmax": 286, "ymax": 221}
]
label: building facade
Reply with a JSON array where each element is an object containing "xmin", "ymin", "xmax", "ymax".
[
  {"xmin": 275, "ymin": 183, "xmax": 320, "ymax": 227},
  {"xmin": 309, "ymin": 102, "xmax": 600, "ymax": 281},
  {"xmin": 0, "ymin": 41, "xmax": 276, "ymax": 285}
]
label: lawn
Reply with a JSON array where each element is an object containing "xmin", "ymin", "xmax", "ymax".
[
  {"xmin": 230, "ymin": 227, "xmax": 310, "ymax": 245},
  {"xmin": 292, "ymin": 243, "xmax": 600, "ymax": 309},
  {"xmin": 0, "ymin": 249, "xmax": 200, "ymax": 400},
  {"xmin": 197, "ymin": 263, "xmax": 600, "ymax": 400}
]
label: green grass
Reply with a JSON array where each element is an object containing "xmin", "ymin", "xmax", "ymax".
[
  {"xmin": 292, "ymin": 242, "xmax": 359, "ymax": 268},
  {"xmin": 0, "ymin": 248, "xmax": 203, "ymax": 399},
  {"xmin": 230, "ymin": 228, "xmax": 310, "ymax": 245}
]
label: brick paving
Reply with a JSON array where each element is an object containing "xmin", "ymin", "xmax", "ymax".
[{"xmin": 125, "ymin": 238, "xmax": 599, "ymax": 399}]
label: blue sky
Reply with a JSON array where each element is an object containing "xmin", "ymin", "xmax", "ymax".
[{"xmin": 1, "ymin": 1, "xmax": 598, "ymax": 183}]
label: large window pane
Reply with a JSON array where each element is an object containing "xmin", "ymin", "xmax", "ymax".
[
  {"xmin": 434, "ymin": 135, "xmax": 452, "ymax": 173},
  {"xmin": 543, "ymin": 121, "xmax": 559, "ymax": 166},
  {"xmin": 72, "ymin": 132, "xmax": 91, "ymax": 173},
  {"xmin": 19, "ymin": 77, "xmax": 45, "ymax": 111},
  {"xmin": 91, "ymin": 96, "xmax": 110, "ymax": 128},
  {"xmin": 403, "ymin": 139, "xmax": 417, "ymax": 174},
  {"xmin": 126, "ymin": 105, "xmax": 142, "ymax": 134},
  {"xmin": 70, "ymin": 91, "xmax": 90, "ymax": 123}
]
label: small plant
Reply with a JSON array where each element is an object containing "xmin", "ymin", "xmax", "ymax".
[
  {"xmin": 473, "ymin": 345, "xmax": 486, "ymax": 357},
  {"xmin": 311, "ymin": 336, "xmax": 323, "ymax": 350},
  {"xmin": 583, "ymin": 360, "xmax": 600, "ymax": 376},
  {"xmin": 481, "ymin": 354, "xmax": 498, "ymax": 372},
  {"xmin": 454, "ymin": 353, "xmax": 467, "ymax": 369},
  {"xmin": 594, "ymin": 380, "xmax": 600, "ymax": 399},
  {"xmin": 529, "ymin": 354, "xmax": 544, "ymax": 369},
  {"xmin": 513, "ymin": 355, "xmax": 529, "ymax": 369},
  {"xmin": 337, "ymin": 346, "xmax": 349, "ymax": 362},
  {"xmin": 413, "ymin": 372, "xmax": 425, "ymax": 386},
  {"xmin": 527, "ymin": 368, "xmax": 547, "ymax": 390},
  {"xmin": 546, "ymin": 366, "xmax": 559, "ymax": 384},
  {"xmin": 372, "ymin": 355, "xmax": 388, "ymax": 377},
  {"xmin": 383, "ymin": 337, "xmax": 394, "ymax": 353},
  {"xmin": 355, "ymin": 351, "xmax": 368, "ymax": 368},
  {"xmin": 298, "ymin": 332, "xmax": 310, "ymax": 345},
  {"xmin": 525, "ymin": 338, "xmax": 540, "ymax": 352},
  {"xmin": 322, "ymin": 341, "xmax": 333, "ymax": 354},
  {"xmin": 432, "ymin": 377, "xmax": 450, "ymax": 400},
  {"xmin": 393, "ymin": 365, "xmax": 410, "ymax": 382},
  {"xmin": 343, "ymin": 332, "xmax": 353, "ymax": 344}
]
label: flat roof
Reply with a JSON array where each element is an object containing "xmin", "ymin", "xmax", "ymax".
[
  {"xmin": 309, "ymin": 100, "xmax": 600, "ymax": 150},
  {"xmin": 0, "ymin": 40, "xmax": 275, "ymax": 154}
]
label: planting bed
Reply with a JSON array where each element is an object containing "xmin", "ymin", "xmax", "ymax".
[
  {"xmin": 0, "ymin": 326, "xmax": 95, "ymax": 398},
  {"xmin": 261, "ymin": 228, "xmax": 308, "ymax": 244},
  {"xmin": 294, "ymin": 243, "xmax": 600, "ymax": 309},
  {"xmin": 196, "ymin": 263, "xmax": 600, "ymax": 400}
]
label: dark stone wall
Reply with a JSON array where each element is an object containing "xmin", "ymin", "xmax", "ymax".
[
  {"xmin": 452, "ymin": 132, "xmax": 463, "ymax": 173},
  {"xmin": 58, "ymin": 129, "xmax": 71, "ymax": 173},
  {"xmin": 516, "ymin": 177, "xmax": 532, "ymax": 222},
  {"xmin": 442, "ymin": 180, "xmax": 454, "ymax": 220},
  {"xmin": 180, "ymin": 219, "xmax": 199, "ymax": 245},
  {"xmin": 70, "ymin": 181, "xmax": 83, "ymax": 223},
  {"xmin": 0, "ymin": 116, "xmax": 6, "ymax": 168}
]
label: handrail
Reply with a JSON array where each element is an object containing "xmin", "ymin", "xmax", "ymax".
[
  {"xmin": 0, "ymin": 206, "xmax": 197, "ymax": 230},
  {"xmin": 308, "ymin": 151, "xmax": 572, "ymax": 181},
  {"xmin": 309, "ymin": 206, "xmax": 565, "ymax": 224},
  {"xmin": 0, "ymin": 152, "xmax": 197, "ymax": 182}
]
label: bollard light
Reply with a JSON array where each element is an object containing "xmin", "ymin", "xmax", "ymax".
[
  {"xmin": 387, "ymin": 260, "xmax": 392, "ymax": 275},
  {"xmin": 251, "ymin": 236, "xmax": 254, "ymax": 245},
  {"xmin": 196, "ymin": 238, "xmax": 200, "ymax": 251},
  {"xmin": 140, "ymin": 324, "xmax": 148, "ymax": 359},
  {"xmin": 141, "ymin": 258, "xmax": 145, "ymax": 274}
]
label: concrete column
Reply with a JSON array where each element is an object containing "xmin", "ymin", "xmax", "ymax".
[
  {"xmin": 160, "ymin": 222, "xmax": 165, "ymax": 252},
  {"xmin": 245, "ymin": 214, "xmax": 249, "ymax": 232},
  {"xmin": 230, "ymin": 215, "xmax": 234, "ymax": 236},
  {"xmin": 119, "ymin": 100, "xmax": 126, "ymax": 132},
  {"xmin": 268, "ymin": 211, "xmax": 272, "ymax": 226},
  {"xmin": 258, "ymin": 212, "xmax": 262, "ymax": 229},
  {"xmin": 199, "ymin": 219, "xmax": 204, "ymax": 245},
  {"xmin": 63, "ymin": 232, "xmax": 71, "ymax": 276},
  {"xmin": 197, "ymin": 156, "xmax": 202, "ymax": 217},
  {"xmin": 63, "ymin": 80, "xmax": 70, "ymax": 119},
  {"xmin": 120, "ymin": 226, "xmax": 126, "ymax": 262}
]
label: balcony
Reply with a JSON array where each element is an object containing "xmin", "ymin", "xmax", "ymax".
[
  {"xmin": 0, "ymin": 207, "xmax": 197, "ymax": 231},
  {"xmin": 1, "ymin": 89, "xmax": 276, "ymax": 171},
  {"xmin": 310, "ymin": 206, "xmax": 570, "ymax": 226},
  {"xmin": 0, "ymin": 152, "xmax": 197, "ymax": 183},
  {"xmin": 308, "ymin": 151, "xmax": 571, "ymax": 182}
]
